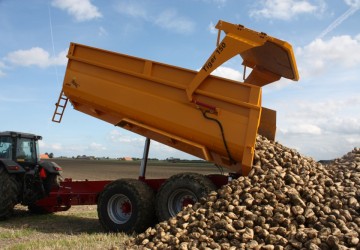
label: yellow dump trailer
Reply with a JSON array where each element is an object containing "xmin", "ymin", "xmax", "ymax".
[
  {"xmin": 53, "ymin": 20, "xmax": 298, "ymax": 176},
  {"xmin": 52, "ymin": 20, "xmax": 299, "ymax": 232}
]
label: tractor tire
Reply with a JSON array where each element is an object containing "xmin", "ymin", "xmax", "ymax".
[
  {"xmin": 97, "ymin": 179, "xmax": 155, "ymax": 233},
  {"xmin": 43, "ymin": 174, "xmax": 63, "ymax": 193},
  {"xmin": 156, "ymin": 172, "xmax": 216, "ymax": 222},
  {"xmin": 0, "ymin": 167, "xmax": 20, "ymax": 220}
]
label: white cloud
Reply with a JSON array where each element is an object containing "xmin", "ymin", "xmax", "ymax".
[
  {"xmin": 344, "ymin": 0, "xmax": 360, "ymax": 7},
  {"xmin": 274, "ymin": 96, "xmax": 360, "ymax": 160},
  {"xmin": 250, "ymin": 0, "xmax": 323, "ymax": 20},
  {"xmin": 38, "ymin": 141, "xmax": 45, "ymax": 148},
  {"xmin": 0, "ymin": 61, "xmax": 5, "ymax": 77},
  {"xmin": 281, "ymin": 123, "xmax": 322, "ymax": 135},
  {"xmin": 200, "ymin": 0, "xmax": 227, "ymax": 8},
  {"xmin": 275, "ymin": 131, "xmax": 354, "ymax": 160},
  {"xmin": 109, "ymin": 130, "xmax": 144, "ymax": 144},
  {"xmin": 39, "ymin": 140, "xmax": 108, "ymax": 156},
  {"xmin": 297, "ymin": 34, "xmax": 360, "ymax": 77},
  {"xmin": 346, "ymin": 135, "xmax": 360, "ymax": 144},
  {"xmin": 210, "ymin": 66, "xmax": 243, "ymax": 81},
  {"xmin": 5, "ymin": 48, "xmax": 67, "ymax": 68},
  {"xmin": 208, "ymin": 21, "xmax": 217, "ymax": 34},
  {"xmin": 6, "ymin": 47, "xmax": 49, "ymax": 68},
  {"xmin": 298, "ymin": 99, "xmax": 355, "ymax": 117},
  {"xmin": 154, "ymin": 9, "xmax": 195, "ymax": 34},
  {"xmin": 52, "ymin": 0, "xmax": 102, "ymax": 22},
  {"xmin": 38, "ymin": 141, "xmax": 63, "ymax": 151},
  {"xmin": 322, "ymin": 117, "xmax": 360, "ymax": 134},
  {"xmin": 88, "ymin": 142, "xmax": 106, "ymax": 151},
  {"xmin": 51, "ymin": 49, "xmax": 68, "ymax": 66},
  {"xmin": 116, "ymin": 2, "xmax": 148, "ymax": 19},
  {"xmin": 283, "ymin": 98, "xmax": 360, "ymax": 124},
  {"xmin": 116, "ymin": 3, "xmax": 195, "ymax": 34},
  {"xmin": 50, "ymin": 143, "xmax": 63, "ymax": 151},
  {"xmin": 151, "ymin": 141, "xmax": 178, "ymax": 153}
]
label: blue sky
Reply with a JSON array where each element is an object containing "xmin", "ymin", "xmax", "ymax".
[{"xmin": 0, "ymin": 0, "xmax": 359, "ymax": 161}]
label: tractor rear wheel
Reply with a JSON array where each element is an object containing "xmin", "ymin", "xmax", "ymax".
[
  {"xmin": 97, "ymin": 179, "xmax": 155, "ymax": 233},
  {"xmin": 0, "ymin": 168, "xmax": 20, "ymax": 220},
  {"xmin": 155, "ymin": 172, "xmax": 216, "ymax": 222}
]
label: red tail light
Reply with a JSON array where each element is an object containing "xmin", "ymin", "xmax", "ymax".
[
  {"xmin": 39, "ymin": 168, "xmax": 47, "ymax": 179},
  {"xmin": 8, "ymin": 165, "xmax": 20, "ymax": 171},
  {"xmin": 54, "ymin": 166, "xmax": 62, "ymax": 171}
]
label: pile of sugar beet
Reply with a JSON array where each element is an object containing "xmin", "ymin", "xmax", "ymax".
[{"xmin": 126, "ymin": 135, "xmax": 360, "ymax": 249}]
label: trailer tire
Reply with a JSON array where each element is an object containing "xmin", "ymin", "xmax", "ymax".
[
  {"xmin": 156, "ymin": 172, "xmax": 216, "ymax": 222},
  {"xmin": 97, "ymin": 179, "xmax": 155, "ymax": 233},
  {"xmin": 0, "ymin": 167, "xmax": 20, "ymax": 220}
]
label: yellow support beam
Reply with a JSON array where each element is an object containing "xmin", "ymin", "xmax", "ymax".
[{"xmin": 186, "ymin": 20, "xmax": 299, "ymax": 101}]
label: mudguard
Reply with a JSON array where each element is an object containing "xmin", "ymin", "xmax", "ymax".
[
  {"xmin": 0, "ymin": 159, "xmax": 26, "ymax": 173},
  {"xmin": 38, "ymin": 161, "xmax": 62, "ymax": 174}
]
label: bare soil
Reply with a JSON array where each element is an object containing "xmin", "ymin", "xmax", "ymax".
[{"xmin": 51, "ymin": 158, "xmax": 223, "ymax": 180}]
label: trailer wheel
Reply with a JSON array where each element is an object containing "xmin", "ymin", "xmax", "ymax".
[
  {"xmin": 156, "ymin": 172, "xmax": 216, "ymax": 222},
  {"xmin": 97, "ymin": 179, "xmax": 155, "ymax": 233},
  {"xmin": 0, "ymin": 168, "xmax": 20, "ymax": 220}
]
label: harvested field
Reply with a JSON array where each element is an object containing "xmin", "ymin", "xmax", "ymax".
[
  {"xmin": 128, "ymin": 136, "xmax": 360, "ymax": 249},
  {"xmin": 0, "ymin": 205, "xmax": 129, "ymax": 249},
  {"xmin": 52, "ymin": 159, "xmax": 222, "ymax": 180}
]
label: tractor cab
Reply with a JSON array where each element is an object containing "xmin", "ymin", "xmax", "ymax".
[{"xmin": 0, "ymin": 131, "xmax": 41, "ymax": 169}]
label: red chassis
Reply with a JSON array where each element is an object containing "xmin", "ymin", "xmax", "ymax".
[{"xmin": 34, "ymin": 174, "xmax": 230, "ymax": 213}]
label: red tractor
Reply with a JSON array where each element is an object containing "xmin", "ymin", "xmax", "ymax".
[{"xmin": 0, "ymin": 131, "xmax": 62, "ymax": 219}]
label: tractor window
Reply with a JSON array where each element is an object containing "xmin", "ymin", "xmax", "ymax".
[
  {"xmin": 0, "ymin": 137, "xmax": 12, "ymax": 159},
  {"xmin": 17, "ymin": 138, "xmax": 37, "ymax": 163}
]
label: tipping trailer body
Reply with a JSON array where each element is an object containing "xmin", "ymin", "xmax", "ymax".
[{"xmin": 53, "ymin": 20, "xmax": 298, "ymax": 175}]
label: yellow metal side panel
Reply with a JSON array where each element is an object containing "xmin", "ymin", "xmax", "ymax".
[
  {"xmin": 62, "ymin": 43, "xmax": 263, "ymax": 174},
  {"xmin": 258, "ymin": 107, "xmax": 276, "ymax": 141}
]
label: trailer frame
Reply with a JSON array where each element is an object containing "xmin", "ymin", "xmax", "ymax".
[{"xmin": 34, "ymin": 138, "xmax": 231, "ymax": 213}]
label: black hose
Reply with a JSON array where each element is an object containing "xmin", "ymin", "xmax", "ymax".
[{"xmin": 201, "ymin": 110, "xmax": 236, "ymax": 165}]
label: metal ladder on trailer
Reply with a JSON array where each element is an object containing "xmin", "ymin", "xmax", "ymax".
[{"xmin": 52, "ymin": 90, "xmax": 68, "ymax": 123}]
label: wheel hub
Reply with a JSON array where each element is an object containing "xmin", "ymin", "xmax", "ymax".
[
  {"xmin": 168, "ymin": 189, "xmax": 197, "ymax": 217},
  {"xmin": 107, "ymin": 194, "xmax": 132, "ymax": 224}
]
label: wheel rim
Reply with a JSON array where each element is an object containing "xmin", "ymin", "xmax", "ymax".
[
  {"xmin": 107, "ymin": 194, "xmax": 132, "ymax": 224},
  {"xmin": 168, "ymin": 188, "xmax": 197, "ymax": 217}
]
